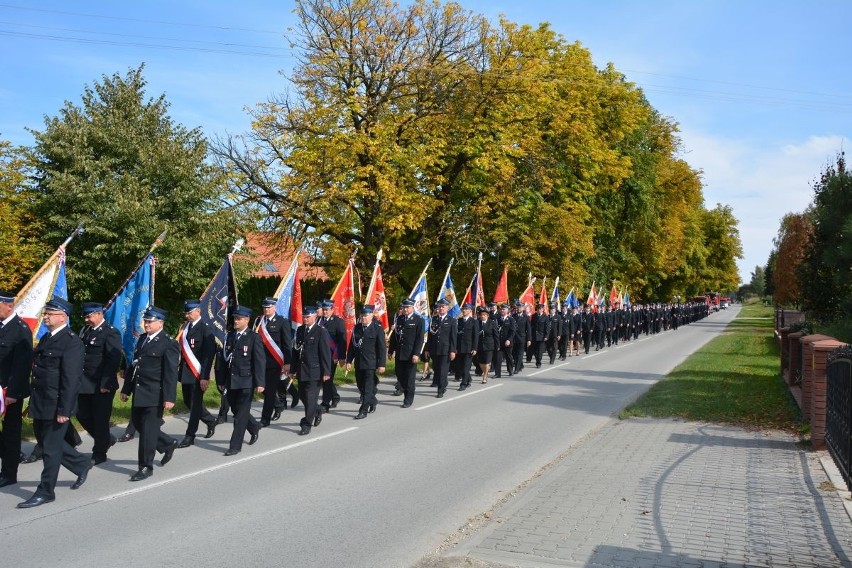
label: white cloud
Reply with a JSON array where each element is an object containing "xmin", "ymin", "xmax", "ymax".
[{"xmin": 679, "ymin": 131, "xmax": 846, "ymax": 284}]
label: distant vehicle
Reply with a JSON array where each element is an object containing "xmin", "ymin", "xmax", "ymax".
[{"xmin": 720, "ymin": 301, "xmax": 729, "ymax": 310}]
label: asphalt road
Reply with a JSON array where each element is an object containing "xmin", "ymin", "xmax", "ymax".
[{"xmin": 0, "ymin": 307, "xmax": 737, "ymax": 567}]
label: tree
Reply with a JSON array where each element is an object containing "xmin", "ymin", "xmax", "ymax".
[
  {"xmin": 771, "ymin": 212, "xmax": 811, "ymax": 307},
  {"xmin": 764, "ymin": 250, "xmax": 776, "ymax": 297},
  {"xmin": 749, "ymin": 265, "xmax": 765, "ymax": 298},
  {"xmin": 0, "ymin": 140, "xmax": 49, "ymax": 290},
  {"xmin": 26, "ymin": 65, "xmax": 244, "ymax": 316},
  {"xmin": 800, "ymin": 152, "xmax": 852, "ymax": 321},
  {"xmin": 696, "ymin": 204, "xmax": 743, "ymax": 293}
]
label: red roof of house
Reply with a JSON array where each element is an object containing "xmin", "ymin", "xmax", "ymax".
[{"xmin": 244, "ymin": 233, "xmax": 329, "ymax": 281}]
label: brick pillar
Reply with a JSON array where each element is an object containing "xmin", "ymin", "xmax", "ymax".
[
  {"xmin": 810, "ymin": 339, "xmax": 844, "ymax": 450},
  {"xmin": 800, "ymin": 335, "xmax": 833, "ymax": 422},
  {"xmin": 780, "ymin": 327, "xmax": 792, "ymax": 380},
  {"xmin": 787, "ymin": 331, "xmax": 803, "ymax": 387}
]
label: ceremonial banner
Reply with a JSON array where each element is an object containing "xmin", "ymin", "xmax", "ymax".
[
  {"xmin": 105, "ymin": 254, "xmax": 154, "ymax": 364},
  {"xmin": 273, "ymin": 247, "xmax": 303, "ymax": 335},
  {"xmin": 364, "ymin": 249, "xmax": 389, "ymax": 331},
  {"xmin": 493, "ymin": 267, "xmax": 509, "ymax": 304},
  {"xmin": 566, "ymin": 289, "xmax": 579, "ymax": 309},
  {"xmin": 15, "ymin": 248, "xmax": 63, "ymax": 335},
  {"xmin": 550, "ymin": 276, "xmax": 561, "ymax": 308},
  {"xmin": 519, "ymin": 275, "xmax": 536, "ymax": 315},
  {"xmin": 409, "ymin": 266, "xmax": 430, "ymax": 334},
  {"xmin": 437, "ymin": 260, "xmax": 461, "ymax": 319},
  {"xmin": 200, "ymin": 255, "xmax": 239, "ymax": 348},
  {"xmin": 586, "ymin": 282, "xmax": 597, "ymax": 313},
  {"xmin": 36, "ymin": 248, "xmax": 69, "ymax": 339},
  {"xmin": 330, "ymin": 258, "xmax": 356, "ymax": 352},
  {"xmin": 610, "ymin": 284, "xmax": 619, "ymax": 306},
  {"xmin": 462, "ymin": 254, "xmax": 485, "ymax": 308},
  {"xmin": 538, "ymin": 277, "xmax": 548, "ymax": 314},
  {"xmin": 624, "ymin": 290, "xmax": 631, "ymax": 308}
]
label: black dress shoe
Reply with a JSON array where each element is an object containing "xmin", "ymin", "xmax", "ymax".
[
  {"xmin": 22, "ymin": 451, "xmax": 42, "ymax": 464},
  {"xmin": 354, "ymin": 411, "xmax": 367, "ymax": 420},
  {"xmin": 392, "ymin": 389, "xmax": 402, "ymax": 396},
  {"xmin": 118, "ymin": 432, "xmax": 134, "ymax": 443},
  {"xmin": 160, "ymin": 439, "xmax": 178, "ymax": 466},
  {"xmin": 313, "ymin": 413, "xmax": 322, "ymax": 427},
  {"xmin": 129, "ymin": 467, "xmax": 153, "ymax": 482},
  {"xmin": 271, "ymin": 410, "xmax": 282, "ymax": 421},
  {"xmin": 260, "ymin": 419, "xmax": 270, "ymax": 428},
  {"xmin": 248, "ymin": 432, "xmax": 259, "ymax": 445},
  {"xmin": 92, "ymin": 454, "xmax": 108, "ymax": 466},
  {"xmin": 0, "ymin": 476, "xmax": 17, "ymax": 488},
  {"xmin": 71, "ymin": 465, "xmax": 91, "ymax": 490},
  {"xmin": 224, "ymin": 448, "xmax": 240, "ymax": 456},
  {"xmin": 368, "ymin": 404, "xmax": 376, "ymax": 413},
  {"xmin": 437, "ymin": 391, "xmax": 444, "ymax": 398},
  {"xmin": 330, "ymin": 399, "xmax": 339, "ymax": 408},
  {"xmin": 17, "ymin": 494, "xmax": 54, "ymax": 508},
  {"xmin": 290, "ymin": 396, "xmax": 299, "ymax": 409},
  {"xmin": 204, "ymin": 421, "xmax": 217, "ymax": 439},
  {"xmin": 216, "ymin": 415, "xmax": 227, "ymax": 425},
  {"xmin": 401, "ymin": 402, "xmax": 412, "ymax": 408},
  {"xmin": 177, "ymin": 436, "xmax": 195, "ymax": 449},
  {"xmin": 298, "ymin": 425, "xmax": 311, "ymax": 436}
]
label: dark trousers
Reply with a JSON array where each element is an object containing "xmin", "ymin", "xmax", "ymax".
[
  {"xmin": 321, "ymin": 362, "xmax": 340, "ymax": 409},
  {"xmin": 261, "ymin": 370, "xmax": 281, "ymax": 421},
  {"xmin": 455, "ymin": 353, "xmax": 472, "ymax": 386},
  {"xmin": 512, "ymin": 341, "xmax": 526, "ymax": 373},
  {"xmin": 495, "ymin": 345, "xmax": 514, "ymax": 377},
  {"xmin": 0, "ymin": 400, "xmax": 22, "ymax": 481},
  {"xmin": 355, "ymin": 368, "xmax": 378, "ymax": 410},
  {"xmin": 396, "ymin": 359, "xmax": 416, "ymax": 404},
  {"xmin": 546, "ymin": 339, "xmax": 557, "ymax": 364},
  {"xmin": 276, "ymin": 378, "xmax": 298, "ymax": 408},
  {"xmin": 583, "ymin": 331, "xmax": 591, "ymax": 354},
  {"xmin": 77, "ymin": 391, "xmax": 115, "ymax": 457},
  {"xmin": 226, "ymin": 388, "xmax": 258, "ymax": 451},
  {"xmin": 181, "ymin": 382, "xmax": 214, "ymax": 437},
  {"xmin": 431, "ymin": 355, "xmax": 451, "ymax": 393},
  {"xmin": 558, "ymin": 336, "xmax": 568, "ymax": 358},
  {"xmin": 299, "ymin": 379, "xmax": 322, "ymax": 428},
  {"xmin": 33, "ymin": 419, "xmax": 89, "ymax": 499},
  {"xmin": 132, "ymin": 405, "xmax": 173, "ymax": 469},
  {"xmin": 534, "ymin": 341, "xmax": 546, "ymax": 366}
]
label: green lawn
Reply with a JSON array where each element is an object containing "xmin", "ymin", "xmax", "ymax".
[{"xmin": 620, "ymin": 303, "xmax": 804, "ymax": 432}]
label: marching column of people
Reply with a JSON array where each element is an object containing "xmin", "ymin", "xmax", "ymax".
[{"xmin": 0, "ymin": 289, "xmax": 712, "ymax": 507}]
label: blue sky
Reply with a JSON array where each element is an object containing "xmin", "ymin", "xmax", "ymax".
[{"xmin": 2, "ymin": 1, "xmax": 850, "ymax": 285}]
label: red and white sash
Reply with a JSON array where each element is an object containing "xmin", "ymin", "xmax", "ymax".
[
  {"xmin": 257, "ymin": 317, "xmax": 285, "ymax": 368},
  {"xmin": 179, "ymin": 323, "xmax": 202, "ymax": 380}
]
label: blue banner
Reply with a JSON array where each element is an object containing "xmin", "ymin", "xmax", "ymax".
[
  {"xmin": 438, "ymin": 272, "xmax": 461, "ymax": 319},
  {"xmin": 105, "ymin": 254, "xmax": 153, "ymax": 364},
  {"xmin": 200, "ymin": 256, "xmax": 238, "ymax": 348}
]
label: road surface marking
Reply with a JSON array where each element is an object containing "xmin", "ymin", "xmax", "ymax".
[{"xmin": 415, "ymin": 383, "xmax": 504, "ymax": 411}]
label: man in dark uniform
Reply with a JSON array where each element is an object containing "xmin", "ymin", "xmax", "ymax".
[
  {"xmin": 218, "ymin": 306, "xmax": 264, "ymax": 455},
  {"xmin": 511, "ymin": 300, "xmax": 531, "ymax": 374},
  {"xmin": 424, "ymin": 299, "xmax": 457, "ymax": 397},
  {"xmin": 18, "ymin": 297, "xmax": 91, "ymax": 508},
  {"xmin": 120, "ymin": 306, "xmax": 179, "ymax": 482},
  {"xmin": 557, "ymin": 303, "xmax": 570, "ymax": 360},
  {"xmin": 0, "ymin": 290, "xmax": 34, "ymax": 489},
  {"xmin": 254, "ymin": 297, "xmax": 292, "ymax": 428},
  {"xmin": 176, "ymin": 300, "xmax": 218, "ymax": 448},
  {"xmin": 546, "ymin": 303, "xmax": 561, "ymax": 365},
  {"xmin": 318, "ymin": 300, "xmax": 346, "ymax": 412},
  {"xmin": 571, "ymin": 305, "xmax": 582, "ymax": 356},
  {"xmin": 494, "ymin": 303, "xmax": 515, "ymax": 377},
  {"xmin": 77, "ymin": 302, "xmax": 122, "ymax": 465},
  {"xmin": 594, "ymin": 305, "xmax": 606, "ymax": 350},
  {"xmin": 530, "ymin": 303, "xmax": 550, "ymax": 368},
  {"xmin": 291, "ymin": 305, "xmax": 332, "ymax": 436},
  {"xmin": 455, "ymin": 303, "xmax": 476, "ymax": 390},
  {"xmin": 347, "ymin": 305, "xmax": 386, "ymax": 417},
  {"xmin": 582, "ymin": 304, "xmax": 594, "ymax": 354},
  {"xmin": 388, "ymin": 298, "xmax": 424, "ymax": 407}
]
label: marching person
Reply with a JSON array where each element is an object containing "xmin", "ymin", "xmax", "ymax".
[
  {"xmin": 474, "ymin": 306, "xmax": 499, "ymax": 383},
  {"xmin": 254, "ymin": 297, "xmax": 292, "ymax": 428},
  {"xmin": 424, "ymin": 299, "xmax": 457, "ymax": 398},
  {"xmin": 18, "ymin": 297, "xmax": 91, "ymax": 508},
  {"xmin": 530, "ymin": 303, "xmax": 550, "ymax": 368},
  {"xmin": 494, "ymin": 303, "xmax": 515, "ymax": 378},
  {"xmin": 0, "ymin": 290, "xmax": 34, "ymax": 490},
  {"xmin": 347, "ymin": 305, "xmax": 386, "ymax": 418},
  {"xmin": 388, "ymin": 298, "xmax": 424, "ymax": 408},
  {"xmin": 511, "ymin": 300, "xmax": 531, "ymax": 374},
  {"xmin": 120, "ymin": 306, "xmax": 179, "ymax": 482},
  {"xmin": 317, "ymin": 300, "xmax": 346, "ymax": 413},
  {"xmin": 455, "ymin": 303, "xmax": 476, "ymax": 390},
  {"xmin": 217, "ymin": 306, "xmax": 264, "ymax": 455},
  {"xmin": 77, "ymin": 302, "xmax": 122, "ymax": 465},
  {"xmin": 291, "ymin": 305, "xmax": 332, "ymax": 436},
  {"xmin": 176, "ymin": 300, "xmax": 218, "ymax": 449}
]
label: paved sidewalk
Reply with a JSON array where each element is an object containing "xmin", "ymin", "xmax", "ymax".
[{"xmin": 418, "ymin": 418, "xmax": 852, "ymax": 568}]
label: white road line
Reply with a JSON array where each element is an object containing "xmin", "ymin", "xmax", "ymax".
[
  {"xmin": 582, "ymin": 351, "xmax": 603, "ymax": 359},
  {"xmin": 99, "ymin": 427, "xmax": 359, "ymax": 501},
  {"xmin": 526, "ymin": 361, "xmax": 571, "ymax": 376},
  {"xmin": 616, "ymin": 342, "xmax": 636, "ymax": 349},
  {"xmin": 415, "ymin": 383, "xmax": 504, "ymax": 411}
]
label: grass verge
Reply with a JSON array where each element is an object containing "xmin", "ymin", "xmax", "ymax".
[{"xmin": 619, "ymin": 303, "xmax": 804, "ymax": 432}]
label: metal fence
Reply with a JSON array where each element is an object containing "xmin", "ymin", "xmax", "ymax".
[
  {"xmin": 826, "ymin": 345, "xmax": 852, "ymax": 490},
  {"xmin": 794, "ymin": 341, "xmax": 804, "ymax": 386}
]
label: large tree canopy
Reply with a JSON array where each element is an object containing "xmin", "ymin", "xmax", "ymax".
[
  {"xmin": 210, "ymin": 0, "xmax": 741, "ymax": 301},
  {"xmin": 26, "ymin": 65, "xmax": 243, "ymax": 315}
]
